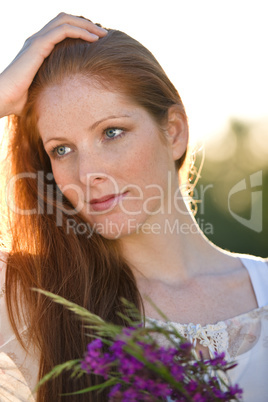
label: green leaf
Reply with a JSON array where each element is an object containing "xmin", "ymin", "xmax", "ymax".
[
  {"xmin": 34, "ymin": 359, "xmax": 80, "ymax": 392},
  {"xmin": 32, "ymin": 288, "xmax": 106, "ymax": 325},
  {"xmin": 61, "ymin": 377, "xmax": 118, "ymax": 396}
]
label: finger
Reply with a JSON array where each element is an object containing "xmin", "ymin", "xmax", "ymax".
[
  {"xmin": 29, "ymin": 24, "xmax": 103, "ymax": 60},
  {"xmin": 36, "ymin": 12, "xmax": 107, "ymax": 39}
]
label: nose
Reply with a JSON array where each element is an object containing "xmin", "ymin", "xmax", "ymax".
[
  {"xmin": 78, "ymin": 153, "xmax": 108, "ymax": 187},
  {"xmin": 81, "ymin": 173, "xmax": 107, "ymax": 187}
]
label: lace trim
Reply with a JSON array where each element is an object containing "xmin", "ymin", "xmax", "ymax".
[
  {"xmin": 146, "ymin": 318, "xmax": 229, "ymax": 359},
  {"xmin": 0, "ymin": 283, "xmax": 5, "ymax": 299}
]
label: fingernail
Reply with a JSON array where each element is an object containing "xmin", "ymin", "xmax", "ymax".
[{"xmin": 96, "ymin": 24, "xmax": 108, "ymax": 33}]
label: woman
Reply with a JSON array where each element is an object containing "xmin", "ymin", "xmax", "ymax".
[{"xmin": 0, "ymin": 13, "xmax": 267, "ymax": 402}]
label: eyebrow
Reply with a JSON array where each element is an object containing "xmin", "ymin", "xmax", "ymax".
[
  {"xmin": 44, "ymin": 114, "xmax": 131, "ymax": 145},
  {"xmin": 89, "ymin": 114, "xmax": 131, "ymax": 130}
]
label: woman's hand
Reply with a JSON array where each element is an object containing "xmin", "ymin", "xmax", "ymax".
[{"xmin": 0, "ymin": 13, "xmax": 107, "ymax": 118}]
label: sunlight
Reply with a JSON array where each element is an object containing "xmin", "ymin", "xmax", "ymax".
[{"xmin": 0, "ymin": 0, "xmax": 267, "ymax": 145}]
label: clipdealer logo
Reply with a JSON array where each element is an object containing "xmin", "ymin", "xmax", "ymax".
[{"xmin": 228, "ymin": 170, "xmax": 263, "ymax": 233}]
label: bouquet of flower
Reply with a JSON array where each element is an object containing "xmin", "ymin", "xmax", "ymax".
[{"xmin": 35, "ymin": 290, "xmax": 243, "ymax": 401}]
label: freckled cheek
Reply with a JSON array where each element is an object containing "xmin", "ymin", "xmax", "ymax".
[
  {"xmin": 51, "ymin": 166, "xmax": 66, "ymax": 188},
  {"xmin": 122, "ymin": 150, "xmax": 159, "ymax": 193},
  {"xmin": 133, "ymin": 144, "xmax": 169, "ymax": 197},
  {"xmin": 52, "ymin": 168, "xmax": 84, "ymax": 207}
]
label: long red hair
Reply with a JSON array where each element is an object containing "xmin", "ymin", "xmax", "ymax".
[{"xmin": 4, "ymin": 28, "xmax": 188, "ymax": 401}]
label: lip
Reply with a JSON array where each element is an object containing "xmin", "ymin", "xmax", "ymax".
[{"xmin": 90, "ymin": 192, "xmax": 128, "ymax": 212}]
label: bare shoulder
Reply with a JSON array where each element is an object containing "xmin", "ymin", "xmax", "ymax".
[
  {"xmin": 213, "ymin": 248, "xmax": 267, "ymax": 299},
  {"xmin": 236, "ymin": 252, "xmax": 268, "ymax": 265},
  {"xmin": 208, "ymin": 246, "xmax": 268, "ymax": 274},
  {"xmin": 219, "ymin": 250, "xmax": 268, "ymax": 271},
  {"xmin": 0, "ymin": 251, "xmax": 8, "ymax": 306},
  {"xmin": 0, "ymin": 248, "xmax": 8, "ymax": 264},
  {"xmin": 0, "ymin": 248, "xmax": 8, "ymax": 282}
]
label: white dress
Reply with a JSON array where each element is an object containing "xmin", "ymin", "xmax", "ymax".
[{"xmin": 0, "ymin": 253, "xmax": 267, "ymax": 401}]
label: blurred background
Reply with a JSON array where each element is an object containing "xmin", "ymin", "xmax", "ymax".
[
  {"xmin": 0, "ymin": 0, "xmax": 267, "ymax": 257},
  {"xmin": 194, "ymin": 118, "xmax": 268, "ymax": 258}
]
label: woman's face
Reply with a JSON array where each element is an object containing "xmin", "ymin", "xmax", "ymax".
[{"xmin": 37, "ymin": 76, "xmax": 180, "ymax": 239}]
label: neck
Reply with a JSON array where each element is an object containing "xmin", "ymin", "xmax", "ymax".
[{"xmin": 119, "ymin": 196, "xmax": 221, "ymax": 285}]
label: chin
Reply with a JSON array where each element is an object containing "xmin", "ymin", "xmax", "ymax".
[
  {"xmin": 90, "ymin": 221, "xmax": 134, "ymax": 240},
  {"xmin": 83, "ymin": 214, "xmax": 148, "ymax": 240}
]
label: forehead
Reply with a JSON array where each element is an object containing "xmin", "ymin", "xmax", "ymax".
[
  {"xmin": 36, "ymin": 75, "xmax": 143, "ymax": 135},
  {"xmin": 37, "ymin": 76, "xmax": 128, "ymax": 115}
]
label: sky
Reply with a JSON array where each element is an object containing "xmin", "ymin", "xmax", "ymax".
[{"xmin": 0, "ymin": 0, "xmax": 268, "ymax": 145}]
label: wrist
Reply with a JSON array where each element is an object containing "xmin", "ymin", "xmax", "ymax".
[{"xmin": 0, "ymin": 74, "xmax": 11, "ymax": 118}]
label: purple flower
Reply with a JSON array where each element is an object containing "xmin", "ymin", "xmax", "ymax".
[
  {"xmin": 119, "ymin": 354, "xmax": 144, "ymax": 377},
  {"xmin": 150, "ymin": 381, "xmax": 172, "ymax": 398},
  {"xmin": 81, "ymin": 339, "xmax": 113, "ymax": 379},
  {"xmin": 212, "ymin": 387, "xmax": 226, "ymax": 399},
  {"xmin": 169, "ymin": 364, "xmax": 184, "ymax": 382},
  {"xmin": 157, "ymin": 346, "xmax": 178, "ymax": 365},
  {"xmin": 179, "ymin": 342, "xmax": 193, "ymax": 355},
  {"xmin": 88, "ymin": 338, "xmax": 103, "ymax": 352},
  {"xmin": 187, "ymin": 379, "xmax": 198, "ymax": 393},
  {"xmin": 208, "ymin": 352, "xmax": 227, "ymax": 367},
  {"xmin": 122, "ymin": 387, "xmax": 140, "ymax": 402},
  {"xmin": 80, "ymin": 324, "xmax": 243, "ymax": 402},
  {"xmin": 110, "ymin": 340, "xmax": 126, "ymax": 358},
  {"xmin": 228, "ymin": 384, "xmax": 243, "ymax": 398},
  {"xmin": 122, "ymin": 326, "xmax": 137, "ymax": 337},
  {"xmin": 193, "ymin": 393, "xmax": 207, "ymax": 402},
  {"xmin": 140, "ymin": 342, "xmax": 159, "ymax": 364},
  {"xmin": 109, "ymin": 383, "xmax": 122, "ymax": 400},
  {"xmin": 133, "ymin": 375, "xmax": 148, "ymax": 389}
]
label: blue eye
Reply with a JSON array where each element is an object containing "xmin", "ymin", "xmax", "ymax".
[
  {"xmin": 52, "ymin": 145, "xmax": 72, "ymax": 158},
  {"xmin": 105, "ymin": 128, "xmax": 124, "ymax": 139},
  {"xmin": 57, "ymin": 146, "xmax": 67, "ymax": 155}
]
